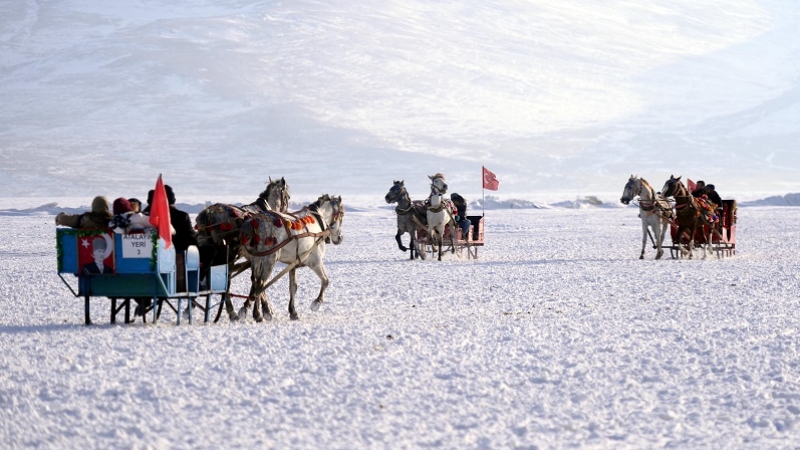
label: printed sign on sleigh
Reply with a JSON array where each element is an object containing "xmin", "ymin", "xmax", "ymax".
[{"xmin": 121, "ymin": 232, "xmax": 153, "ymax": 258}]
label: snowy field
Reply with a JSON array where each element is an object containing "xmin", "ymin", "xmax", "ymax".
[{"xmin": 1, "ymin": 205, "xmax": 799, "ymax": 449}]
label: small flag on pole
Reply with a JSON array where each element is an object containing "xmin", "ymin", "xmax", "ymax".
[
  {"xmin": 149, "ymin": 174, "xmax": 173, "ymax": 249},
  {"xmin": 482, "ymin": 166, "xmax": 499, "ymax": 191}
]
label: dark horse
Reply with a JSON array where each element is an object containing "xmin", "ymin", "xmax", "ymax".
[
  {"xmin": 384, "ymin": 180, "xmax": 428, "ymax": 260},
  {"xmin": 195, "ymin": 177, "xmax": 290, "ymax": 320},
  {"xmin": 660, "ymin": 175, "xmax": 712, "ymax": 259}
]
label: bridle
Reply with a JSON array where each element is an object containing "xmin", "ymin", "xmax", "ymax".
[
  {"xmin": 430, "ymin": 177, "xmax": 447, "ymax": 196},
  {"xmin": 388, "ymin": 185, "xmax": 416, "ymax": 215},
  {"xmin": 664, "ymin": 179, "xmax": 695, "ymax": 211}
]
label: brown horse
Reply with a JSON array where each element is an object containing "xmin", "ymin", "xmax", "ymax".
[{"xmin": 660, "ymin": 175, "xmax": 712, "ymax": 259}]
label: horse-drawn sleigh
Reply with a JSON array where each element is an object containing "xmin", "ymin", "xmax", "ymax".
[
  {"xmin": 57, "ymin": 178, "xmax": 345, "ymax": 325},
  {"xmin": 621, "ymin": 175, "xmax": 737, "ymax": 260},
  {"xmin": 385, "ymin": 177, "xmax": 485, "ymax": 261}
]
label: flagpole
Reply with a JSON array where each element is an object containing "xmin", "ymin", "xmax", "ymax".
[{"xmin": 482, "ymin": 166, "xmax": 485, "ymax": 218}]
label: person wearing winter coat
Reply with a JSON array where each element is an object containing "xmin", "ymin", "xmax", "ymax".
[
  {"xmin": 108, "ymin": 197, "xmax": 163, "ymax": 234},
  {"xmin": 703, "ymin": 184, "xmax": 723, "ymax": 209},
  {"xmin": 450, "ymin": 193, "xmax": 471, "ymax": 240},
  {"xmin": 55, "ymin": 196, "xmax": 112, "ymax": 229}
]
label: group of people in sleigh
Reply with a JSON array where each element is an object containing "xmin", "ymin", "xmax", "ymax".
[
  {"xmin": 690, "ymin": 180, "xmax": 723, "ymax": 223},
  {"xmin": 55, "ymin": 185, "xmax": 208, "ymax": 317}
]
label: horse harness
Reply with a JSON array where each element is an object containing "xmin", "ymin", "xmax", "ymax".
[
  {"xmin": 392, "ymin": 187, "xmax": 427, "ymax": 230},
  {"xmin": 244, "ymin": 200, "xmax": 342, "ymax": 258}
]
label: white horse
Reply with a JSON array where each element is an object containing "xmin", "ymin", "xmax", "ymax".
[
  {"xmin": 620, "ymin": 175, "xmax": 673, "ymax": 260},
  {"xmin": 239, "ymin": 194, "xmax": 344, "ymax": 321},
  {"xmin": 426, "ymin": 174, "xmax": 456, "ymax": 261}
]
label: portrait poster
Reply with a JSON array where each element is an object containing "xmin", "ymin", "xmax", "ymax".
[{"xmin": 78, "ymin": 232, "xmax": 115, "ymax": 275}]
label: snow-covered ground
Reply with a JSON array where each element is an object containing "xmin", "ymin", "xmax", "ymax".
[
  {"xmin": 1, "ymin": 205, "xmax": 799, "ymax": 448},
  {"xmin": 3, "ymin": 0, "xmax": 800, "ymax": 447}
]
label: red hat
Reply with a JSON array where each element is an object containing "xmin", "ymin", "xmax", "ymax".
[{"xmin": 113, "ymin": 197, "xmax": 133, "ymax": 215}]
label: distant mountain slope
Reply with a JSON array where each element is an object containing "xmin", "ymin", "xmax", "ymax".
[{"xmin": 1, "ymin": 0, "xmax": 799, "ymax": 200}]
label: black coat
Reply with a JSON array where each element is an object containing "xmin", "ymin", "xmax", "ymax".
[
  {"xmin": 705, "ymin": 190, "xmax": 723, "ymax": 208},
  {"xmin": 83, "ymin": 262, "xmax": 112, "ymax": 274},
  {"xmin": 170, "ymin": 206, "xmax": 198, "ymax": 252}
]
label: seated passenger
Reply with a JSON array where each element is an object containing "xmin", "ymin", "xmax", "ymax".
[
  {"xmin": 55, "ymin": 196, "xmax": 112, "ymax": 229},
  {"xmin": 691, "ymin": 180, "xmax": 706, "ymax": 197},
  {"xmin": 450, "ymin": 193, "xmax": 471, "ymax": 240},
  {"xmin": 108, "ymin": 197, "xmax": 158, "ymax": 234},
  {"xmin": 128, "ymin": 198, "xmax": 142, "ymax": 213},
  {"xmin": 703, "ymin": 184, "xmax": 723, "ymax": 209}
]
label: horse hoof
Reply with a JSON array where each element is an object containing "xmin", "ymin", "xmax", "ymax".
[
  {"xmin": 237, "ymin": 308, "xmax": 248, "ymax": 321},
  {"xmin": 400, "ymin": 246, "xmax": 408, "ymax": 252},
  {"xmin": 310, "ymin": 300, "xmax": 321, "ymax": 312},
  {"xmin": 639, "ymin": 255, "xmax": 644, "ymax": 260},
  {"xmin": 290, "ymin": 313, "xmax": 300, "ymax": 321}
]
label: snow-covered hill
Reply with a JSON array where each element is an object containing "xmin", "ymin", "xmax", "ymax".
[{"xmin": 2, "ymin": 1, "xmax": 799, "ymax": 199}]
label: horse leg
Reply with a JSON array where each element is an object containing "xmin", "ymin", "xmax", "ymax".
[
  {"xmin": 224, "ymin": 282, "xmax": 239, "ymax": 321},
  {"xmin": 240, "ymin": 256, "xmax": 275, "ymax": 321},
  {"xmin": 288, "ymin": 267, "xmax": 299, "ymax": 320},
  {"xmin": 687, "ymin": 222, "xmax": 697, "ymax": 260},
  {"xmin": 237, "ymin": 270, "xmax": 258, "ymax": 321},
  {"xmin": 395, "ymin": 230, "xmax": 408, "ymax": 252},
  {"xmin": 702, "ymin": 225, "xmax": 713, "ymax": 259},
  {"xmin": 437, "ymin": 228, "xmax": 444, "ymax": 261},
  {"xmin": 676, "ymin": 223, "xmax": 688, "ymax": 259},
  {"xmin": 409, "ymin": 231, "xmax": 417, "ymax": 260},
  {"xmin": 309, "ymin": 261, "xmax": 329, "ymax": 312},
  {"xmin": 449, "ymin": 221, "xmax": 456, "ymax": 254},
  {"xmin": 640, "ymin": 220, "xmax": 648, "ymax": 259},
  {"xmin": 655, "ymin": 221, "xmax": 666, "ymax": 260}
]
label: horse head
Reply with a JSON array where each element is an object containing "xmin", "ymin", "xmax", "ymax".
[
  {"xmin": 314, "ymin": 194, "xmax": 345, "ymax": 245},
  {"xmin": 429, "ymin": 173, "xmax": 447, "ymax": 195},
  {"xmin": 620, "ymin": 175, "xmax": 641, "ymax": 205},
  {"xmin": 661, "ymin": 175, "xmax": 683, "ymax": 199},
  {"xmin": 261, "ymin": 177, "xmax": 290, "ymax": 212},
  {"xmin": 385, "ymin": 180, "xmax": 405, "ymax": 204}
]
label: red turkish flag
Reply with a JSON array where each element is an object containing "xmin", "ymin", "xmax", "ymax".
[
  {"xmin": 149, "ymin": 174, "xmax": 172, "ymax": 249},
  {"xmin": 687, "ymin": 179, "xmax": 697, "ymax": 192},
  {"xmin": 482, "ymin": 166, "xmax": 499, "ymax": 191}
]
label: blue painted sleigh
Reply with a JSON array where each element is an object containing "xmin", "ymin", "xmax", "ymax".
[{"xmin": 57, "ymin": 228, "xmax": 228, "ymax": 325}]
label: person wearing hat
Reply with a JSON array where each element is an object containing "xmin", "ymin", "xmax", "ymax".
[
  {"xmin": 109, "ymin": 197, "xmax": 159, "ymax": 234},
  {"xmin": 128, "ymin": 198, "xmax": 142, "ymax": 213},
  {"xmin": 160, "ymin": 185, "xmax": 199, "ymax": 252},
  {"xmin": 55, "ymin": 196, "xmax": 112, "ymax": 229},
  {"xmin": 82, "ymin": 236, "xmax": 112, "ymax": 274}
]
